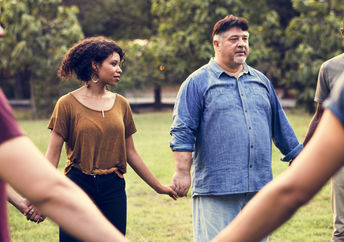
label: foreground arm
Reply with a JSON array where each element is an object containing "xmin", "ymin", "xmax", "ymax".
[
  {"xmin": 172, "ymin": 151, "xmax": 192, "ymax": 197},
  {"xmin": 0, "ymin": 136, "xmax": 127, "ymax": 242},
  {"xmin": 126, "ymin": 136, "xmax": 177, "ymax": 200},
  {"xmin": 212, "ymin": 110, "xmax": 344, "ymax": 242},
  {"xmin": 7, "ymin": 185, "xmax": 45, "ymax": 223},
  {"xmin": 303, "ymin": 103, "xmax": 324, "ymax": 146}
]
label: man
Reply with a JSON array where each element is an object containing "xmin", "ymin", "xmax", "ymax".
[
  {"xmin": 212, "ymin": 77, "xmax": 344, "ymax": 242},
  {"xmin": 303, "ymin": 22, "xmax": 344, "ymax": 242},
  {"xmin": 170, "ymin": 15, "xmax": 302, "ymax": 242}
]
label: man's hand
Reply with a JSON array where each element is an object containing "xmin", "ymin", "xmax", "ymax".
[{"xmin": 172, "ymin": 171, "xmax": 191, "ymax": 197}]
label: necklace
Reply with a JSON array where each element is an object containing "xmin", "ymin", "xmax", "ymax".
[{"xmin": 101, "ymin": 109, "xmax": 105, "ymax": 118}]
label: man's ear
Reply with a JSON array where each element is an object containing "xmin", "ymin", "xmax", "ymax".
[
  {"xmin": 341, "ymin": 28, "xmax": 344, "ymax": 38},
  {"xmin": 213, "ymin": 40, "xmax": 219, "ymax": 48}
]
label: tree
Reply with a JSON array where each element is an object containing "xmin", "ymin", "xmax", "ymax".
[
  {"xmin": 0, "ymin": 0, "xmax": 84, "ymax": 118},
  {"xmin": 150, "ymin": 0, "xmax": 285, "ymax": 87},
  {"xmin": 282, "ymin": 0, "xmax": 344, "ymax": 111},
  {"xmin": 62, "ymin": 0, "xmax": 153, "ymax": 40}
]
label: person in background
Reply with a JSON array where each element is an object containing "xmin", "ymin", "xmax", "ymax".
[
  {"xmin": 302, "ymin": 19, "xmax": 344, "ymax": 242},
  {"xmin": 170, "ymin": 14, "xmax": 302, "ymax": 242},
  {"xmin": 212, "ymin": 76, "xmax": 344, "ymax": 242},
  {"xmin": 0, "ymin": 22, "xmax": 127, "ymax": 242},
  {"xmin": 46, "ymin": 36, "xmax": 177, "ymax": 241}
]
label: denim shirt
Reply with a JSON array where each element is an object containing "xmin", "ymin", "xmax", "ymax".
[{"xmin": 170, "ymin": 58, "xmax": 303, "ymax": 196}]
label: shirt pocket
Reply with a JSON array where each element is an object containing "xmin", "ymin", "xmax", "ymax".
[
  {"xmin": 244, "ymin": 80, "xmax": 270, "ymax": 110},
  {"xmin": 205, "ymin": 84, "xmax": 238, "ymax": 111}
]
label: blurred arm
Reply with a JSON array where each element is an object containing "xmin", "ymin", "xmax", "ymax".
[
  {"xmin": 212, "ymin": 110, "xmax": 344, "ymax": 242},
  {"xmin": 0, "ymin": 136, "xmax": 127, "ymax": 242}
]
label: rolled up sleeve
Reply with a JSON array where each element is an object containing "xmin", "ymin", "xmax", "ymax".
[
  {"xmin": 170, "ymin": 77, "xmax": 203, "ymax": 152},
  {"xmin": 270, "ymin": 84, "xmax": 303, "ymax": 162}
]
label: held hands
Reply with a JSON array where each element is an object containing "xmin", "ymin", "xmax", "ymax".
[
  {"xmin": 171, "ymin": 171, "xmax": 191, "ymax": 197},
  {"xmin": 22, "ymin": 199, "xmax": 46, "ymax": 223},
  {"xmin": 156, "ymin": 184, "xmax": 178, "ymax": 200}
]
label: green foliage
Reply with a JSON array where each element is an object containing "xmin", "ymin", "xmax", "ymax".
[
  {"xmin": 150, "ymin": 0, "xmax": 287, "ymax": 88},
  {"xmin": 0, "ymin": 0, "xmax": 84, "ymax": 118},
  {"xmin": 283, "ymin": 0, "xmax": 344, "ymax": 111},
  {"xmin": 64, "ymin": 0, "xmax": 153, "ymax": 39}
]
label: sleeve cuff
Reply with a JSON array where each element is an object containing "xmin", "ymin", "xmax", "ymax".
[
  {"xmin": 169, "ymin": 142, "xmax": 194, "ymax": 152},
  {"xmin": 280, "ymin": 143, "xmax": 303, "ymax": 162}
]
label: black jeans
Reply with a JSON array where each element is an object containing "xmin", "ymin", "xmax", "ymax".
[{"xmin": 59, "ymin": 167, "xmax": 127, "ymax": 242}]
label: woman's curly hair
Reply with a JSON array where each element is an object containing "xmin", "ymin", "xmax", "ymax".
[{"xmin": 58, "ymin": 36, "xmax": 125, "ymax": 82}]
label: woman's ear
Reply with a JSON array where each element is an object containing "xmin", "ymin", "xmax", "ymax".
[{"xmin": 91, "ymin": 61, "xmax": 99, "ymax": 72}]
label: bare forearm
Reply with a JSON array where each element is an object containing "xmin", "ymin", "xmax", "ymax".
[
  {"xmin": 0, "ymin": 137, "xmax": 126, "ymax": 241},
  {"xmin": 172, "ymin": 151, "xmax": 192, "ymax": 196},
  {"xmin": 7, "ymin": 185, "xmax": 26, "ymax": 213},
  {"xmin": 173, "ymin": 151, "xmax": 192, "ymax": 174},
  {"xmin": 127, "ymin": 150, "xmax": 162, "ymax": 191},
  {"xmin": 45, "ymin": 131, "xmax": 63, "ymax": 168},
  {"xmin": 303, "ymin": 104, "xmax": 324, "ymax": 146},
  {"xmin": 36, "ymin": 180, "xmax": 126, "ymax": 241},
  {"xmin": 213, "ymin": 111, "xmax": 344, "ymax": 242}
]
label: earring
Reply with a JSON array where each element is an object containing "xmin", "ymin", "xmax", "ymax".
[{"xmin": 91, "ymin": 78, "xmax": 99, "ymax": 83}]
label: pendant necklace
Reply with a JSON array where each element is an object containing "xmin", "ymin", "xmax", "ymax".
[{"xmin": 101, "ymin": 109, "xmax": 105, "ymax": 118}]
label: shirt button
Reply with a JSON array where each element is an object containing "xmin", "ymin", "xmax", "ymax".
[
  {"xmin": 249, "ymin": 164, "xmax": 253, "ymax": 168},
  {"xmin": 250, "ymin": 145, "xmax": 253, "ymax": 148},
  {"xmin": 249, "ymin": 127, "xmax": 252, "ymax": 130},
  {"xmin": 245, "ymin": 110, "xmax": 247, "ymax": 113}
]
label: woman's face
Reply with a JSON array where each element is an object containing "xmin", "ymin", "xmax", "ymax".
[{"xmin": 96, "ymin": 52, "xmax": 122, "ymax": 86}]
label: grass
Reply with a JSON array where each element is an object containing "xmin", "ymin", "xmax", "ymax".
[{"xmin": 8, "ymin": 109, "xmax": 333, "ymax": 241}]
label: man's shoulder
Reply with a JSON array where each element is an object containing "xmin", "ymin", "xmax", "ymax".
[
  {"xmin": 189, "ymin": 62, "xmax": 212, "ymax": 77},
  {"xmin": 321, "ymin": 53, "xmax": 344, "ymax": 70},
  {"xmin": 185, "ymin": 62, "xmax": 213, "ymax": 85},
  {"xmin": 246, "ymin": 65, "xmax": 269, "ymax": 82}
]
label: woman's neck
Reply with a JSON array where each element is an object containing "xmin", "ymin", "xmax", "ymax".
[{"xmin": 83, "ymin": 83, "xmax": 107, "ymax": 97}]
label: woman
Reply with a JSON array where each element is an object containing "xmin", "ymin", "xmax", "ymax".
[
  {"xmin": 46, "ymin": 36, "xmax": 177, "ymax": 241},
  {"xmin": 212, "ymin": 77, "xmax": 344, "ymax": 241}
]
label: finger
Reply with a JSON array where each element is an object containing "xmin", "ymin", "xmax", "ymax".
[{"xmin": 26, "ymin": 208, "xmax": 34, "ymax": 219}]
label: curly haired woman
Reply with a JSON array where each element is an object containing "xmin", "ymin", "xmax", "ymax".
[{"xmin": 45, "ymin": 36, "xmax": 177, "ymax": 241}]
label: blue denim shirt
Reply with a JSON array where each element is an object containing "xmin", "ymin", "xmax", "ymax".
[{"xmin": 170, "ymin": 58, "xmax": 303, "ymax": 196}]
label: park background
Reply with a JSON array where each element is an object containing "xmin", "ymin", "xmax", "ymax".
[{"xmin": 0, "ymin": 0, "xmax": 341, "ymax": 241}]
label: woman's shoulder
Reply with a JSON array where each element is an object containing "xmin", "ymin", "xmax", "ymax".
[
  {"xmin": 115, "ymin": 93, "xmax": 130, "ymax": 105},
  {"xmin": 56, "ymin": 92, "xmax": 74, "ymax": 105}
]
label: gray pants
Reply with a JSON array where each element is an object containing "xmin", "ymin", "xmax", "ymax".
[{"xmin": 332, "ymin": 166, "xmax": 344, "ymax": 242}]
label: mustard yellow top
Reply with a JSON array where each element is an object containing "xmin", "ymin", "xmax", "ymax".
[{"xmin": 48, "ymin": 93, "xmax": 137, "ymax": 175}]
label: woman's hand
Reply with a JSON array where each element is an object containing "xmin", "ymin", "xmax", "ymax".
[
  {"xmin": 23, "ymin": 200, "xmax": 46, "ymax": 223},
  {"xmin": 155, "ymin": 184, "xmax": 178, "ymax": 200}
]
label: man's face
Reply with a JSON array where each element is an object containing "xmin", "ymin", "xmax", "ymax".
[{"xmin": 214, "ymin": 26, "xmax": 250, "ymax": 67}]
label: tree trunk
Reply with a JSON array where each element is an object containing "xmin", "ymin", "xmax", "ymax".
[
  {"xmin": 14, "ymin": 74, "xmax": 25, "ymax": 99},
  {"xmin": 29, "ymin": 77, "xmax": 38, "ymax": 119},
  {"xmin": 154, "ymin": 85, "xmax": 162, "ymax": 109}
]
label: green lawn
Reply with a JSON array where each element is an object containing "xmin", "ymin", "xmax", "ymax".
[{"xmin": 8, "ymin": 110, "xmax": 333, "ymax": 241}]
